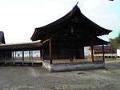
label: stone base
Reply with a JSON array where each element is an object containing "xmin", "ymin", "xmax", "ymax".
[{"xmin": 42, "ymin": 60, "xmax": 105, "ymax": 72}]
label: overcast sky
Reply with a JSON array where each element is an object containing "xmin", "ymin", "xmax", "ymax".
[{"xmin": 0, "ymin": 0, "xmax": 119, "ymax": 44}]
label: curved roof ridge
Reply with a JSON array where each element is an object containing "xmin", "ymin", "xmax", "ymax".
[{"xmin": 31, "ymin": 4, "xmax": 112, "ymax": 41}]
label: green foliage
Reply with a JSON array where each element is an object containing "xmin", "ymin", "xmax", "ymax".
[{"xmin": 110, "ymin": 33, "xmax": 120, "ymax": 50}]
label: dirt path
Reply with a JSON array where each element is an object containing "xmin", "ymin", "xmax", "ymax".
[{"xmin": 0, "ymin": 60, "xmax": 120, "ymax": 90}]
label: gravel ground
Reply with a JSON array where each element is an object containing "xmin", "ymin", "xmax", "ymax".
[{"xmin": 0, "ymin": 60, "xmax": 120, "ymax": 90}]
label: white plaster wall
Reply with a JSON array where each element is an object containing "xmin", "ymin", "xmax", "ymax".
[{"xmin": 117, "ymin": 49, "xmax": 120, "ymax": 56}]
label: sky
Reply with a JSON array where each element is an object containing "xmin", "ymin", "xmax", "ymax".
[{"xmin": 0, "ymin": 0, "xmax": 119, "ymax": 44}]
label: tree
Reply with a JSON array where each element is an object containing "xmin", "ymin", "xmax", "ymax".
[{"xmin": 110, "ymin": 33, "xmax": 120, "ymax": 51}]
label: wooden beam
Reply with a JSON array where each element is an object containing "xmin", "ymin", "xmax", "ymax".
[
  {"xmin": 91, "ymin": 45, "xmax": 94, "ymax": 62},
  {"xmin": 42, "ymin": 39, "xmax": 50, "ymax": 44}
]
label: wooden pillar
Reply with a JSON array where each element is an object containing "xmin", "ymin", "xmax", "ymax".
[
  {"xmin": 12, "ymin": 51, "xmax": 15, "ymax": 64},
  {"xmin": 102, "ymin": 45, "xmax": 105, "ymax": 62},
  {"xmin": 91, "ymin": 45, "xmax": 94, "ymax": 62},
  {"xmin": 22, "ymin": 51, "xmax": 24, "ymax": 65},
  {"xmin": 14, "ymin": 51, "xmax": 16, "ymax": 60},
  {"xmin": 12, "ymin": 51, "xmax": 14, "ymax": 60},
  {"xmin": 4, "ymin": 51, "xmax": 6, "ymax": 64},
  {"xmin": 29, "ymin": 51, "xmax": 31, "ymax": 61},
  {"xmin": 79, "ymin": 47, "xmax": 85, "ymax": 59},
  {"xmin": 49, "ymin": 39, "xmax": 52, "ymax": 64},
  {"xmin": 39, "ymin": 49, "xmax": 41, "ymax": 60},
  {"xmin": 29, "ymin": 50, "xmax": 34, "ymax": 66},
  {"xmin": 41, "ymin": 48, "xmax": 44, "ymax": 61},
  {"xmin": 12, "ymin": 51, "xmax": 16, "ymax": 64},
  {"xmin": 28, "ymin": 50, "xmax": 30, "ymax": 60}
]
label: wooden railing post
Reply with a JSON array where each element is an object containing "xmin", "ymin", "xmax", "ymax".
[
  {"xmin": 91, "ymin": 45, "xmax": 94, "ymax": 62},
  {"xmin": 102, "ymin": 45, "xmax": 105, "ymax": 62},
  {"xmin": 49, "ymin": 39, "xmax": 52, "ymax": 64}
]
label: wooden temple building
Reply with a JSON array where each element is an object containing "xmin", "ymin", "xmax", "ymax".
[
  {"xmin": 0, "ymin": 5, "xmax": 111, "ymax": 71},
  {"xmin": 30, "ymin": 5, "xmax": 111, "ymax": 71}
]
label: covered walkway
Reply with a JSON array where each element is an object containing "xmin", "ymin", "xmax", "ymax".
[{"xmin": 0, "ymin": 41, "xmax": 42, "ymax": 66}]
